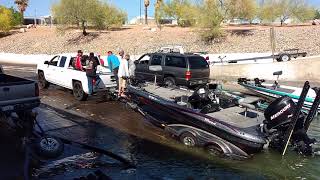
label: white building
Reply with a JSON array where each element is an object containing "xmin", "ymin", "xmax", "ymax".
[{"xmin": 129, "ymin": 16, "xmax": 155, "ymax": 25}]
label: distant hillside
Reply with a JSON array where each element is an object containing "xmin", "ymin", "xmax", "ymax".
[{"xmin": 0, "ymin": 25, "xmax": 319, "ymax": 56}]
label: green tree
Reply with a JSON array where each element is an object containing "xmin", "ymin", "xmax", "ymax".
[
  {"xmin": 163, "ymin": 0, "xmax": 198, "ymax": 27},
  {"xmin": 9, "ymin": 7, "xmax": 23, "ymax": 26},
  {"xmin": 155, "ymin": 0, "xmax": 165, "ymax": 29},
  {"xmin": 315, "ymin": 9, "xmax": 320, "ymax": 19},
  {"xmin": 224, "ymin": 0, "xmax": 257, "ymax": 21},
  {"xmin": 197, "ymin": 0, "xmax": 224, "ymax": 43},
  {"xmin": 103, "ymin": 5, "xmax": 127, "ymax": 29},
  {"xmin": 0, "ymin": 6, "xmax": 13, "ymax": 32},
  {"xmin": 260, "ymin": 0, "xmax": 315, "ymax": 25},
  {"xmin": 52, "ymin": 0, "xmax": 126, "ymax": 35},
  {"xmin": 14, "ymin": 0, "xmax": 28, "ymax": 24}
]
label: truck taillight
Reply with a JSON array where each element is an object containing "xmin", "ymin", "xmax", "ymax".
[
  {"xmin": 185, "ymin": 71, "xmax": 191, "ymax": 80},
  {"xmin": 35, "ymin": 83, "xmax": 39, "ymax": 96}
]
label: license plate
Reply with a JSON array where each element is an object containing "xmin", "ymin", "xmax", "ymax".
[{"xmin": 1, "ymin": 105, "xmax": 14, "ymax": 111}]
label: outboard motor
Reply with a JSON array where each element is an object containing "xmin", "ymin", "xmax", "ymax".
[
  {"xmin": 262, "ymin": 96, "xmax": 299, "ymax": 152},
  {"xmin": 263, "ymin": 92, "xmax": 319, "ymax": 155},
  {"xmin": 264, "ymin": 96, "xmax": 296, "ymax": 130}
]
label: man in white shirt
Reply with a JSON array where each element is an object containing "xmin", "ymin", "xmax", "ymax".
[
  {"xmin": 117, "ymin": 49, "xmax": 124, "ymax": 63},
  {"xmin": 118, "ymin": 54, "xmax": 130, "ymax": 97}
]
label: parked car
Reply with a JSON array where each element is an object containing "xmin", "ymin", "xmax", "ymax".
[
  {"xmin": 0, "ymin": 65, "xmax": 3, "ymax": 73},
  {"xmin": 37, "ymin": 53, "xmax": 117, "ymax": 101},
  {"xmin": 135, "ymin": 52, "xmax": 210, "ymax": 87}
]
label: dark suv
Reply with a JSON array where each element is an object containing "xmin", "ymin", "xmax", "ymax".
[{"xmin": 135, "ymin": 53, "xmax": 210, "ymax": 87}]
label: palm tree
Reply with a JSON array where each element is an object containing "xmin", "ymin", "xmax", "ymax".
[
  {"xmin": 144, "ymin": 0, "xmax": 150, "ymax": 24},
  {"xmin": 155, "ymin": 0, "xmax": 163, "ymax": 28},
  {"xmin": 14, "ymin": 0, "xmax": 29, "ymax": 24}
]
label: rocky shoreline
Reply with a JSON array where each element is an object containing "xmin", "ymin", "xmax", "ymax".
[{"xmin": 0, "ymin": 25, "xmax": 319, "ymax": 56}]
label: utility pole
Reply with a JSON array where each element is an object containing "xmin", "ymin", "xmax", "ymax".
[
  {"xmin": 140, "ymin": 0, "xmax": 142, "ymax": 24},
  {"xmin": 34, "ymin": 9, "xmax": 37, "ymax": 26}
]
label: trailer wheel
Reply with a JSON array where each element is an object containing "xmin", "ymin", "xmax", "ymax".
[
  {"xmin": 206, "ymin": 144, "xmax": 224, "ymax": 157},
  {"xmin": 73, "ymin": 81, "xmax": 88, "ymax": 101},
  {"xmin": 35, "ymin": 136, "xmax": 64, "ymax": 159},
  {"xmin": 180, "ymin": 132, "xmax": 197, "ymax": 147},
  {"xmin": 278, "ymin": 54, "xmax": 291, "ymax": 62}
]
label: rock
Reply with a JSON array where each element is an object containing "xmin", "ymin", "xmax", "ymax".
[
  {"xmin": 151, "ymin": 28, "xmax": 157, "ymax": 32},
  {"xmin": 142, "ymin": 26, "xmax": 151, "ymax": 30},
  {"xmin": 26, "ymin": 24, "xmax": 35, "ymax": 29},
  {"xmin": 19, "ymin": 28, "xmax": 26, "ymax": 33}
]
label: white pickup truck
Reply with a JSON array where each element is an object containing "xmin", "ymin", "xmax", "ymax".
[{"xmin": 37, "ymin": 53, "xmax": 117, "ymax": 101}]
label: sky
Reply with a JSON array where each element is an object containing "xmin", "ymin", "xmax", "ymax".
[
  {"xmin": 0, "ymin": 0, "xmax": 319, "ymax": 20},
  {"xmin": 0, "ymin": 0, "xmax": 157, "ymax": 20}
]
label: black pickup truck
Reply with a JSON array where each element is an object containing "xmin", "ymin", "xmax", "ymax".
[
  {"xmin": 0, "ymin": 67, "xmax": 40, "ymax": 113},
  {"xmin": 0, "ymin": 65, "xmax": 63, "ymax": 164}
]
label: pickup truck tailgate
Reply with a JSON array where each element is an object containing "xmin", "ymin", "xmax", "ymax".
[{"xmin": 99, "ymin": 72, "xmax": 117, "ymax": 88}]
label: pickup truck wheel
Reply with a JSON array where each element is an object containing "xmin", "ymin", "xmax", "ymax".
[
  {"xmin": 73, "ymin": 81, "xmax": 88, "ymax": 101},
  {"xmin": 38, "ymin": 72, "xmax": 49, "ymax": 89},
  {"xmin": 164, "ymin": 77, "xmax": 176, "ymax": 87}
]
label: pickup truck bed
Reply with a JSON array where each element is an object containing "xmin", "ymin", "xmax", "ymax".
[
  {"xmin": 0, "ymin": 74, "xmax": 32, "ymax": 84},
  {"xmin": 0, "ymin": 74, "xmax": 40, "ymax": 112}
]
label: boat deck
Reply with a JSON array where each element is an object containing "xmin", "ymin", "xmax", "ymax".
[
  {"xmin": 144, "ymin": 84, "xmax": 193, "ymax": 101},
  {"xmin": 207, "ymin": 106, "xmax": 264, "ymax": 129}
]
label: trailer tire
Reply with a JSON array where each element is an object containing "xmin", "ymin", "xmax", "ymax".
[
  {"xmin": 206, "ymin": 143, "xmax": 224, "ymax": 157},
  {"xmin": 278, "ymin": 54, "xmax": 291, "ymax": 62},
  {"xmin": 180, "ymin": 132, "xmax": 197, "ymax": 147},
  {"xmin": 35, "ymin": 136, "xmax": 64, "ymax": 159}
]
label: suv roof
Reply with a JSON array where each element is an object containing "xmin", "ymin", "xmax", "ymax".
[{"xmin": 151, "ymin": 52, "xmax": 202, "ymax": 58}]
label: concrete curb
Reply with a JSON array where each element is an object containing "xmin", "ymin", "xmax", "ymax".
[{"xmin": 210, "ymin": 56, "xmax": 320, "ymax": 82}]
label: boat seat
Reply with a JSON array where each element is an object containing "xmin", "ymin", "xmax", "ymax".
[
  {"xmin": 239, "ymin": 101, "xmax": 255, "ymax": 108},
  {"xmin": 273, "ymin": 71, "xmax": 283, "ymax": 76}
]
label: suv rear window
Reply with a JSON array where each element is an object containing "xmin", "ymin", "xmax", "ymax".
[
  {"xmin": 188, "ymin": 56, "xmax": 209, "ymax": 69},
  {"xmin": 165, "ymin": 56, "xmax": 186, "ymax": 68}
]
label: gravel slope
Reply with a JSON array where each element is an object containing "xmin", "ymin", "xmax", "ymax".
[{"xmin": 0, "ymin": 25, "xmax": 319, "ymax": 56}]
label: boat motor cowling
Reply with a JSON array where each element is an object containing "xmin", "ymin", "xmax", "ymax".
[{"xmin": 264, "ymin": 96, "xmax": 296, "ymax": 129}]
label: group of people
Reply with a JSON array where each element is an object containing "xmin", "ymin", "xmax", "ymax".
[{"xmin": 74, "ymin": 49, "xmax": 135, "ymax": 97}]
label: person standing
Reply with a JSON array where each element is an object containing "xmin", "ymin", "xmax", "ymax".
[
  {"xmin": 107, "ymin": 51, "xmax": 120, "ymax": 87},
  {"xmin": 75, "ymin": 50, "xmax": 84, "ymax": 71},
  {"xmin": 117, "ymin": 49, "xmax": 125, "ymax": 62},
  {"xmin": 86, "ymin": 55, "xmax": 98, "ymax": 95},
  {"xmin": 128, "ymin": 56, "xmax": 136, "ymax": 77},
  {"xmin": 118, "ymin": 54, "xmax": 130, "ymax": 97},
  {"xmin": 97, "ymin": 54, "xmax": 104, "ymax": 66}
]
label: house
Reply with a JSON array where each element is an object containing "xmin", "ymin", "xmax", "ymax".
[
  {"xmin": 129, "ymin": 16, "xmax": 156, "ymax": 25},
  {"xmin": 129, "ymin": 16, "xmax": 178, "ymax": 25},
  {"xmin": 23, "ymin": 15, "xmax": 53, "ymax": 25}
]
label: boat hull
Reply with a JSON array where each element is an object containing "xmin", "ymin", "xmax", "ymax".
[
  {"xmin": 127, "ymin": 86, "xmax": 266, "ymax": 157},
  {"xmin": 240, "ymin": 83, "xmax": 320, "ymax": 113}
]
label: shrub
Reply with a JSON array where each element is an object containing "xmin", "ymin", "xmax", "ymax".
[{"xmin": 0, "ymin": 6, "xmax": 13, "ymax": 32}]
